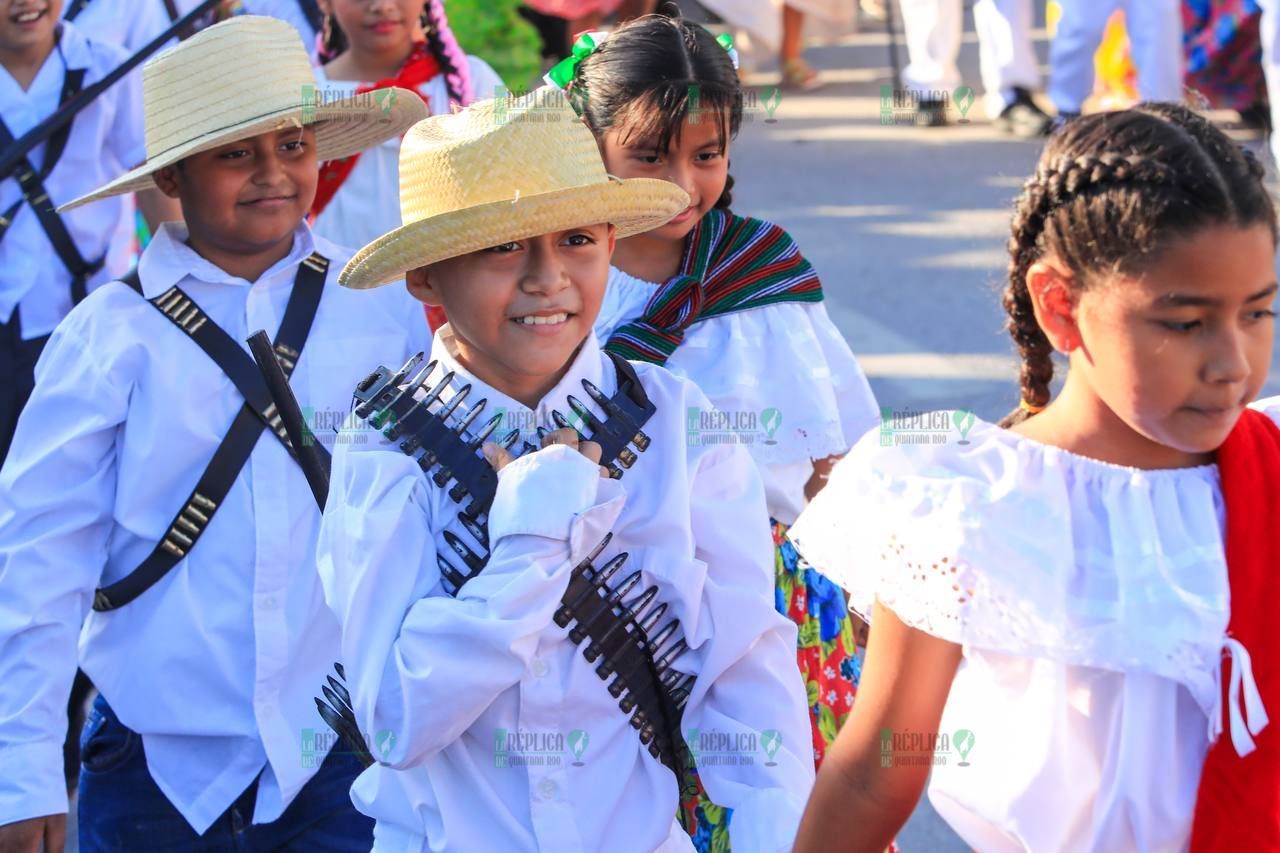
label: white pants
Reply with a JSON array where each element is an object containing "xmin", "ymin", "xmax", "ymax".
[
  {"xmin": 898, "ymin": 0, "xmax": 1040, "ymax": 118},
  {"xmin": 1047, "ymin": 0, "xmax": 1183, "ymax": 114},
  {"xmin": 1259, "ymin": 0, "xmax": 1280, "ymax": 162}
]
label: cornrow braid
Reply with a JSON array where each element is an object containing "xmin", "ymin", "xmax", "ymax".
[
  {"xmin": 999, "ymin": 105, "xmax": 1276, "ymax": 427},
  {"xmin": 422, "ymin": 0, "xmax": 474, "ymax": 109}
]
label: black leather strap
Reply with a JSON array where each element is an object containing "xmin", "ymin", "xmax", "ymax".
[
  {"xmin": 63, "ymin": 0, "xmax": 92, "ymax": 21},
  {"xmin": 120, "ymin": 254, "xmax": 334, "ymax": 460},
  {"xmin": 296, "ymin": 0, "xmax": 324, "ymax": 34},
  {"xmin": 0, "ymin": 68, "xmax": 99, "ymax": 304},
  {"xmin": 92, "ymin": 254, "xmax": 330, "ymax": 611}
]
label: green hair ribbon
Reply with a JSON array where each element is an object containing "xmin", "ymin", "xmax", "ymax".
[{"xmin": 543, "ymin": 28, "xmax": 740, "ymax": 91}]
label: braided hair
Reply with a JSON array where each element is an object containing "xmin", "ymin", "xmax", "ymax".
[
  {"xmin": 569, "ymin": 14, "xmax": 743, "ymax": 211},
  {"xmin": 1000, "ymin": 104, "xmax": 1276, "ymax": 427},
  {"xmin": 319, "ymin": 0, "xmax": 474, "ymax": 108}
]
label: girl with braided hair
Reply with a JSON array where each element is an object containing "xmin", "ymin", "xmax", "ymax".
[
  {"xmin": 309, "ymin": 0, "xmax": 502, "ymax": 250},
  {"xmin": 789, "ymin": 103, "xmax": 1280, "ymax": 851}
]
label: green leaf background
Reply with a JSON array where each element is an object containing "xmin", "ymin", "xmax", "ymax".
[{"xmin": 446, "ymin": 0, "xmax": 544, "ymax": 93}]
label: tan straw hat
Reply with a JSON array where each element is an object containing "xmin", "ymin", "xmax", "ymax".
[
  {"xmin": 59, "ymin": 16, "xmax": 427, "ymax": 211},
  {"xmin": 338, "ymin": 86, "xmax": 691, "ymax": 290}
]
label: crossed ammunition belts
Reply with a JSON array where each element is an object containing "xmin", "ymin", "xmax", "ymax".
[{"xmin": 317, "ymin": 355, "xmax": 692, "ymax": 774}]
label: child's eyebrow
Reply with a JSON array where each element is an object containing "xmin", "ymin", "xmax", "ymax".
[{"xmin": 1157, "ymin": 282, "xmax": 1279, "ymax": 307}]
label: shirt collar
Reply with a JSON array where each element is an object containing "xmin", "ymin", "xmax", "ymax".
[
  {"xmin": 55, "ymin": 21, "xmax": 93, "ymax": 71},
  {"xmin": 425, "ymin": 326, "xmax": 613, "ymax": 446},
  {"xmin": 137, "ymin": 221, "xmax": 318, "ymax": 298}
]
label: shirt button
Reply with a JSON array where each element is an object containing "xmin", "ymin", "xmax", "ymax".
[
  {"xmin": 537, "ymin": 778, "xmax": 557, "ymax": 800},
  {"xmin": 262, "ymin": 595, "xmax": 278, "ymax": 609},
  {"xmin": 531, "ymin": 658, "xmax": 549, "ymax": 678}
]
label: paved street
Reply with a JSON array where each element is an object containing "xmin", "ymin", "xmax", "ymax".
[{"xmin": 732, "ymin": 8, "xmax": 1278, "ymax": 430}]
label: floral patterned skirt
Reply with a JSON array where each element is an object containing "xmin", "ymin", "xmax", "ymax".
[{"xmin": 678, "ymin": 519, "xmax": 868, "ymax": 852}]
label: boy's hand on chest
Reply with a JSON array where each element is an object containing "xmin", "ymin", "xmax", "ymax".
[{"xmin": 483, "ymin": 427, "xmax": 608, "ymax": 479}]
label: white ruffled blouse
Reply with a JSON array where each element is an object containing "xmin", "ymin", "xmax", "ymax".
[
  {"xmin": 789, "ymin": 401, "xmax": 1280, "ymax": 852},
  {"xmin": 593, "ymin": 264, "xmax": 881, "ymax": 525}
]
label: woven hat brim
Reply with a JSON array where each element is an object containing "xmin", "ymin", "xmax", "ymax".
[
  {"xmin": 339, "ymin": 178, "xmax": 691, "ymax": 290},
  {"xmin": 57, "ymin": 88, "xmax": 426, "ymax": 212}
]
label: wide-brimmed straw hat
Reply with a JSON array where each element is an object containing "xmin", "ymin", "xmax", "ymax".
[
  {"xmin": 59, "ymin": 16, "xmax": 426, "ymax": 211},
  {"xmin": 338, "ymin": 86, "xmax": 691, "ymax": 290}
]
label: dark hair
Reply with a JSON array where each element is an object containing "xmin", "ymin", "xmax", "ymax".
[
  {"xmin": 1000, "ymin": 103, "xmax": 1277, "ymax": 427},
  {"xmin": 569, "ymin": 14, "xmax": 743, "ymax": 210},
  {"xmin": 319, "ymin": 0, "xmax": 472, "ymax": 108}
]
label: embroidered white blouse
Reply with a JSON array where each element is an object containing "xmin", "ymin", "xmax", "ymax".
[
  {"xmin": 311, "ymin": 56, "xmax": 504, "ymax": 254},
  {"xmin": 593, "ymin": 265, "xmax": 880, "ymax": 526},
  {"xmin": 789, "ymin": 402, "xmax": 1278, "ymax": 853},
  {"xmin": 317, "ymin": 329, "xmax": 814, "ymax": 852}
]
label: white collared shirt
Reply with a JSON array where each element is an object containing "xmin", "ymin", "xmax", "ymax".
[
  {"xmin": 317, "ymin": 329, "xmax": 815, "ymax": 853},
  {"xmin": 62, "ymin": 0, "xmax": 173, "ymax": 53},
  {"xmin": 0, "ymin": 22, "xmax": 147, "ymax": 340},
  {"xmin": 171, "ymin": 0, "xmax": 321, "ymax": 61},
  {"xmin": 0, "ymin": 222, "xmax": 431, "ymax": 832}
]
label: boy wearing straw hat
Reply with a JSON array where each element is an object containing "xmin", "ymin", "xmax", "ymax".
[
  {"xmin": 0, "ymin": 15, "xmax": 428, "ymax": 851},
  {"xmin": 316, "ymin": 86, "xmax": 814, "ymax": 852}
]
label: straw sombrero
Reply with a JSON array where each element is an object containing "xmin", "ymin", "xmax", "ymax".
[
  {"xmin": 338, "ymin": 86, "xmax": 691, "ymax": 290},
  {"xmin": 59, "ymin": 16, "xmax": 427, "ymax": 211}
]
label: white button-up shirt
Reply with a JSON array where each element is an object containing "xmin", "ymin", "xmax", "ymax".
[
  {"xmin": 0, "ymin": 22, "xmax": 146, "ymax": 340},
  {"xmin": 318, "ymin": 329, "xmax": 814, "ymax": 853},
  {"xmin": 0, "ymin": 223, "xmax": 430, "ymax": 832},
  {"xmin": 62, "ymin": 0, "xmax": 173, "ymax": 53}
]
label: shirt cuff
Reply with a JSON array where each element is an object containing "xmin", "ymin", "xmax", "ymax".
[
  {"xmin": 488, "ymin": 444, "xmax": 607, "ymax": 542},
  {"xmin": 0, "ymin": 741, "xmax": 69, "ymax": 825}
]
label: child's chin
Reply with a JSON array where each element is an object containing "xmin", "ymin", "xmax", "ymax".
[
  {"xmin": 655, "ymin": 217, "xmax": 699, "ymax": 243},
  {"xmin": 229, "ymin": 220, "xmax": 302, "ymax": 250}
]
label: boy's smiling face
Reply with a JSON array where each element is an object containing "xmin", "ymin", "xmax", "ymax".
[
  {"xmin": 153, "ymin": 126, "xmax": 317, "ymax": 275},
  {"xmin": 406, "ymin": 224, "xmax": 616, "ymax": 409},
  {"xmin": 0, "ymin": 0, "xmax": 61, "ymax": 55}
]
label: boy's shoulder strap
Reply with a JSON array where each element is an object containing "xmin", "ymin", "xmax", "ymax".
[
  {"xmin": 64, "ymin": 0, "xmax": 92, "ymax": 21},
  {"xmin": 124, "ymin": 253, "xmax": 332, "ymax": 453},
  {"xmin": 0, "ymin": 66, "xmax": 99, "ymax": 304},
  {"xmin": 295, "ymin": 0, "xmax": 324, "ymax": 33},
  {"xmin": 93, "ymin": 254, "xmax": 333, "ymax": 612}
]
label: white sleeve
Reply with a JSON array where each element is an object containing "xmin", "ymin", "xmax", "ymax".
[
  {"xmin": 676, "ymin": 444, "xmax": 815, "ymax": 853},
  {"xmin": 465, "ymin": 54, "xmax": 506, "ymax": 101},
  {"xmin": 106, "ymin": 44, "xmax": 148, "ymax": 171},
  {"xmin": 0, "ymin": 316, "xmax": 127, "ymax": 824},
  {"xmin": 127, "ymin": 1, "xmax": 174, "ymax": 52},
  {"xmin": 317, "ymin": 439, "xmax": 626, "ymax": 769}
]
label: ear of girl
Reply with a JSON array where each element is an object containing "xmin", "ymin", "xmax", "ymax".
[{"xmin": 788, "ymin": 104, "xmax": 1280, "ymax": 853}]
